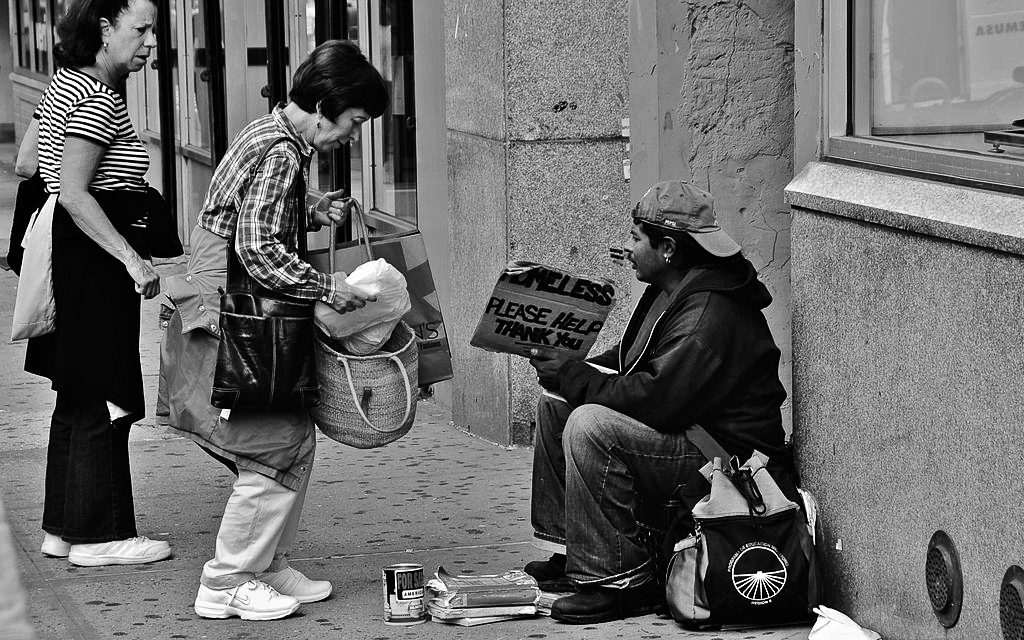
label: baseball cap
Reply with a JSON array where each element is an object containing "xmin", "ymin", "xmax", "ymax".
[{"xmin": 632, "ymin": 180, "xmax": 741, "ymax": 257}]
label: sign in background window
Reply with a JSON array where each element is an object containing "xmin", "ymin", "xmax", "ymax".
[
  {"xmin": 16, "ymin": 0, "xmax": 33, "ymax": 70},
  {"xmin": 825, "ymin": 0, "xmax": 1024, "ymax": 190},
  {"xmin": 36, "ymin": 0, "xmax": 51, "ymax": 70},
  {"xmin": 14, "ymin": 0, "xmax": 66, "ymax": 74},
  {"xmin": 870, "ymin": 0, "xmax": 1024, "ymax": 152}
]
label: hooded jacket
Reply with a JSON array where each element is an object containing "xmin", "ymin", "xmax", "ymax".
[{"xmin": 554, "ymin": 257, "xmax": 787, "ymax": 462}]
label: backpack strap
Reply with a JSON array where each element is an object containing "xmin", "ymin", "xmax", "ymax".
[{"xmin": 684, "ymin": 423, "xmax": 732, "ymax": 465}]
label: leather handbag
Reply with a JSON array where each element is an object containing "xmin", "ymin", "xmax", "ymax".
[{"xmin": 210, "ymin": 137, "xmax": 320, "ymax": 411}]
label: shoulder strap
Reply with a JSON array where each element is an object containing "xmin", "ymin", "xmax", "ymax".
[
  {"xmin": 249, "ymin": 136, "xmax": 298, "ymax": 179},
  {"xmin": 226, "ymin": 136, "xmax": 308, "ymax": 295}
]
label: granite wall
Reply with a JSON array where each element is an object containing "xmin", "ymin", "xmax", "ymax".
[
  {"xmin": 445, "ymin": 0, "xmax": 795, "ymax": 444},
  {"xmin": 672, "ymin": 0, "xmax": 796, "ymax": 427},
  {"xmin": 789, "ymin": 163, "xmax": 1024, "ymax": 639},
  {"xmin": 445, "ymin": 0, "xmax": 633, "ymax": 444}
]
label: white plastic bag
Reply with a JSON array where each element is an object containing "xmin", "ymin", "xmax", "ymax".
[
  {"xmin": 314, "ymin": 258, "xmax": 411, "ymax": 354},
  {"xmin": 808, "ymin": 606, "xmax": 882, "ymax": 640}
]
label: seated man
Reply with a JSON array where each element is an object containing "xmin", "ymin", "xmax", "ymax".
[{"xmin": 525, "ymin": 180, "xmax": 788, "ymax": 624}]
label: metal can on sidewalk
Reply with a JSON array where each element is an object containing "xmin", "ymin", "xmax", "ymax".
[{"xmin": 382, "ymin": 563, "xmax": 426, "ymax": 625}]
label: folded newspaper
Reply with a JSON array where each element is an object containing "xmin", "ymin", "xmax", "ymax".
[
  {"xmin": 426, "ymin": 566, "xmax": 540, "ymax": 625},
  {"xmin": 535, "ymin": 589, "xmax": 575, "ymax": 616}
]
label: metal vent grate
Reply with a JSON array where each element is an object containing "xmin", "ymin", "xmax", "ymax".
[
  {"xmin": 925, "ymin": 530, "xmax": 962, "ymax": 628},
  {"xmin": 926, "ymin": 547, "xmax": 952, "ymax": 609},
  {"xmin": 1001, "ymin": 566, "xmax": 1024, "ymax": 640}
]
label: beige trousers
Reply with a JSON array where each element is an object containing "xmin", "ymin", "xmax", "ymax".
[{"xmin": 200, "ymin": 462, "xmax": 312, "ymax": 590}]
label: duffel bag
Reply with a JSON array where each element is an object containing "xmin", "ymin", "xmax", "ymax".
[{"xmin": 665, "ymin": 449, "xmax": 819, "ymax": 629}]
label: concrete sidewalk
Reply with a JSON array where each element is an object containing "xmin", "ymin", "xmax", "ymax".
[{"xmin": 0, "ymin": 146, "xmax": 811, "ymax": 639}]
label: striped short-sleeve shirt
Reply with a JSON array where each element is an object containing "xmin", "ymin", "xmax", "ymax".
[{"xmin": 35, "ymin": 67, "xmax": 150, "ymax": 193}]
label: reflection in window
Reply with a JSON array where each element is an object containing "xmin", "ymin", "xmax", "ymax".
[
  {"xmin": 370, "ymin": 0, "xmax": 417, "ymax": 223},
  {"xmin": 306, "ymin": 0, "xmax": 363, "ymax": 203},
  {"xmin": 870, "ymin": 0, "xmax": 1024, "ymax": 153},
  {"xmin": 142, "ymin": 57, "xmax": 161, "ymax": 134},
  {"xmin": 34, "ymin": 0, "xmax": 49, "ymax": 71},
  {"xmin": 16, "ymin": 0, "xmax": 62, "ymax": 74},
  {"xmin": 186, "ymin": 0, "xmax": 211, "ymax": 150},
  {"xmin": 16, "ymin": 0, "xmax": 33, "ymax": 70}
]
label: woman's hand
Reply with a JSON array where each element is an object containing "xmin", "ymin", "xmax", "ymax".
[
  {"xmin": 327, "ymin": 274, "xmax": 377, "ymax": 314},
  {"xmin": 313, "ymin": 190, "xmax": 358, "ymax": 227},
  {"xmin": 125, "ymin": 254, "xmax": 161, "ymax": 299}
]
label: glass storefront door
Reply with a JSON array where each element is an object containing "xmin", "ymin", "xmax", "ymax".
[
  {"xmin": 175, "ymin": 0, "xmax": 216, "ymax": 237},
  {"xmin": 362, "ymin": 0, "xmax": 418, "ymax": 226},
  {"xmin": 142, "ymin": 0, "xmax": 423, "ymax": 247}
]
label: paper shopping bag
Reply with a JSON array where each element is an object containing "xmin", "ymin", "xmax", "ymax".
[
  {"xmin": 12, "ymin": 195, "xmax": 57, "ymax": 341},
  {"xmin": 308, "ymin": 230, "xmax": 453, "ymax": 385}
]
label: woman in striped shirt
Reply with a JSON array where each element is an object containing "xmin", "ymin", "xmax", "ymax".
[{"xmin": 25, "ymin": 0, "xmax": 178, "ymax": 568}]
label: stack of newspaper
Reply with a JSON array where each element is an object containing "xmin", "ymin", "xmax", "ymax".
[
  {"xmin": 534, "ymin": 588, "xmax": 576, "ymax": 616},
  {"xmin": 425, "ymin": 566, "xmax": 540, "ymax": 626}
]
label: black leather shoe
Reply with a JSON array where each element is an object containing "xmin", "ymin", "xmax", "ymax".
[
  {"xmin": 550, "ymin": 582, "xmax": 663, "ymax": 624},
  {"xmin": 524, "ymin": 553, "xmax": 566, "ymax": 582}
]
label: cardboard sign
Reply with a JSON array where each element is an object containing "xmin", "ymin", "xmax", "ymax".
[{"xmin": 470, "ymin": 261, "xmax": 617, "ymax": 359}]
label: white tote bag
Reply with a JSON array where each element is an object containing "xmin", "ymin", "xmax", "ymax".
[{"xmin": 11, "ymin": 194, "xmax": 57, "ymax": 341}]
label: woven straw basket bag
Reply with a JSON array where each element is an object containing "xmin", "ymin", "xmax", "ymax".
[
  {"xmin": 312, "ymin": 320, "xmax": 418, "ymax": 448},
  {"xmin": 311, "ymin": 203, "xmax": 419, "ymax": 448}
]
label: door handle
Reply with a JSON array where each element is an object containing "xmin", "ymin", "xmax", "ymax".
[{"xmin": 260, "ymin": 85, "xmax": 271, "ymax": 98}]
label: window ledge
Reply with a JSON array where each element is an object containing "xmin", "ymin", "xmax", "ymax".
[{"xmin": 785, "ymin": 161, "xmax": 1024, "ymax": 257}]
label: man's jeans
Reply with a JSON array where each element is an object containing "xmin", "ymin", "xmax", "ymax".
[{"xmin": 531, "ymin": 395, "xmax": 704, "ymax": 587}]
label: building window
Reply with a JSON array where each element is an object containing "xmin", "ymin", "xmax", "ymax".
[
  {"xmin": 827, "ymin": 0, "xmax": 1024, "ymax": 190},
  {"xmin": 365, "ymin": 0, "xmax": 417, "ymax": 225},
  {"xmin": 15, "ymin": 0, "xmax": 64, "ymax": 76},
  {"xmin": 309, "ymin": 0, "xmax": 419, "ymax": 228}
]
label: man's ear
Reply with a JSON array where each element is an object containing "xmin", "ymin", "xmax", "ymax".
[{"xmin": 661, "ymin": 236, "xmax": 678, "ymax": 261}]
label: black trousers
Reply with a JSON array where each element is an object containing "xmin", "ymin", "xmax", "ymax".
[{"xmin": 42, "ymin": 393, "xmax": 138, "ymax": 543}]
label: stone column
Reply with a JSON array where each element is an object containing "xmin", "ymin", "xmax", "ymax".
[{"xmin": 446, "ymin": 1, "xmax": 633, "ymax": 444}]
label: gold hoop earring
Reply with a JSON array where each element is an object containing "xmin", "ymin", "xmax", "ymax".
[
  {"xmin": 103, "ymin": 42, "xmax": 109, "ymax": 50},
  {"xmin": 664, "ymin": 255, "xmax": 670, "ymax": 264}
]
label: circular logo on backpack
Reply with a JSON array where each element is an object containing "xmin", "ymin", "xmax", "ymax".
[{"xmin": 728, "ymin": 542, "xmax": 788, "ymax": 604}]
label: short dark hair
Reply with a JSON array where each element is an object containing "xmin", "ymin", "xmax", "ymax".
[
  {"xmin": 54, "ymin": 0, "xmax": 139, "ymax": 68},
  {"xmin": 635, "ymin": 218, "xmax": 738, "ymax": 269},
  {"xmin": 289, "ymin": 40, "xmax": 389, "ymax": 120}
]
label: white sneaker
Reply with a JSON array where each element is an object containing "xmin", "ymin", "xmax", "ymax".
[
  {"xmin": 260, "ymin": 566, "xmax": 333, "ymax": 603},
  {"xmin": 40, "ymin": 533, "xmax": 71, "ymax": 558},
  {"xmin": 194, "ymin": 580, "xmax": 301, "ymax": 620},
  {"xmin": 68, "ymin": 536, "xmax": 172, "ymax": 566}
]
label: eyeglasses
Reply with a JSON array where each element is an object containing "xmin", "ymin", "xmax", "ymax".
[{"xmin": 609, "ymin": 246, "xmax": 630, "ymax": 263}]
